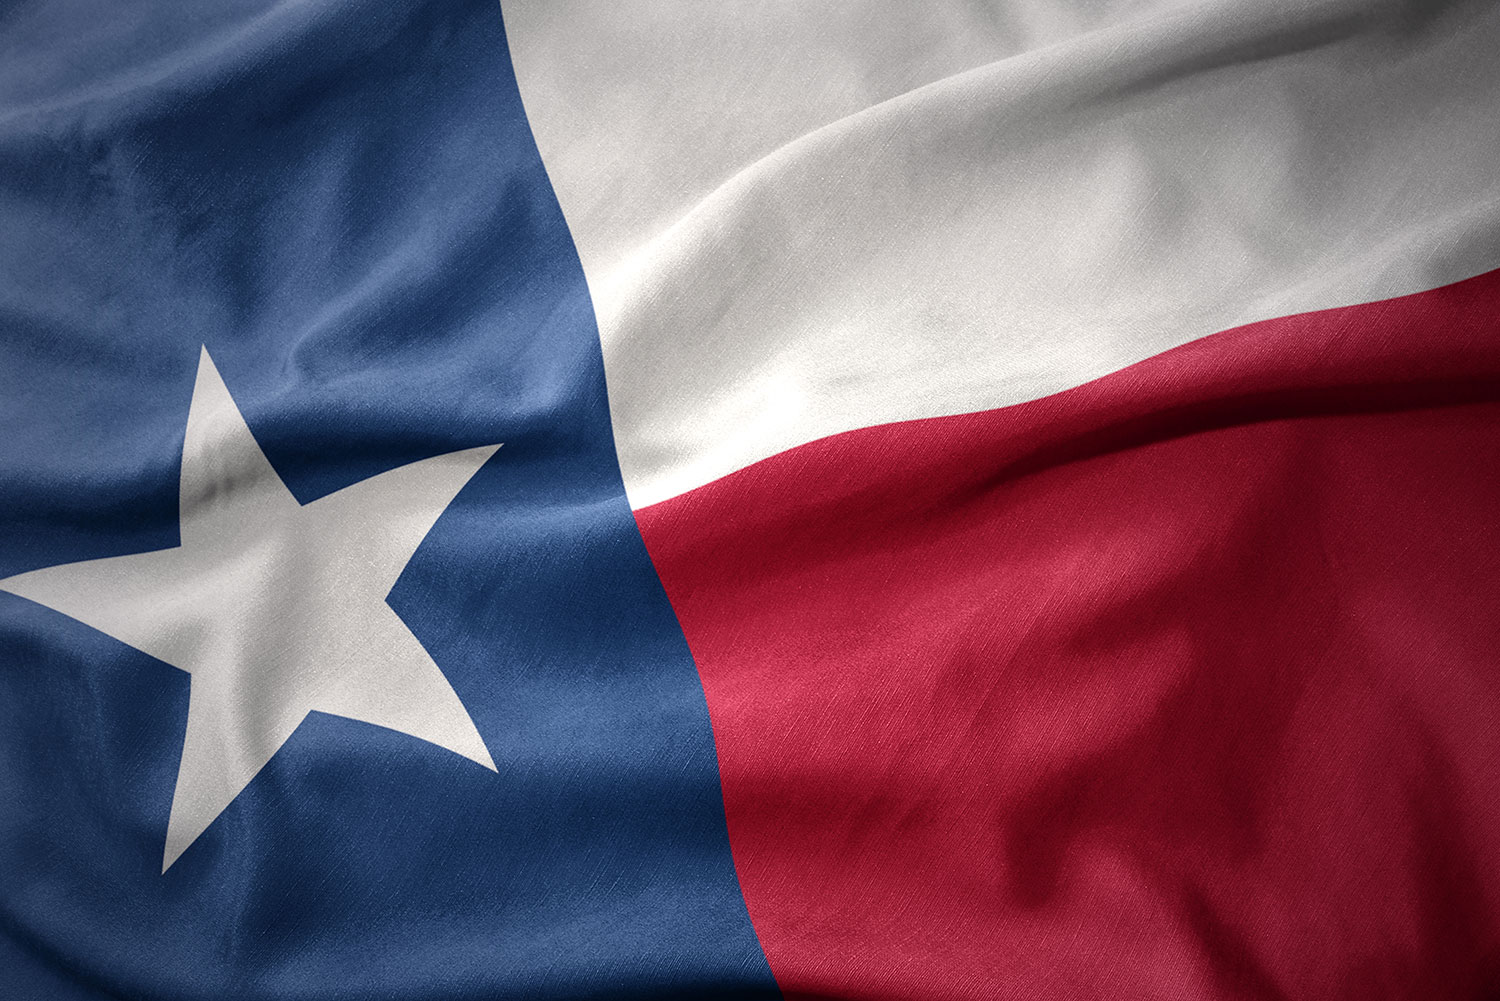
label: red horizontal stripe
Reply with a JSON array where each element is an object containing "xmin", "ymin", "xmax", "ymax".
[{"xmin": 637, "ymin": 269, "xmax": 1500, "ymax": 1001}]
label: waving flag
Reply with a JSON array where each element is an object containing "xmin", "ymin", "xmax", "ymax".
[{"xmin": 2, "ymin": 2, "xmax": 1497, "ymax": 999}]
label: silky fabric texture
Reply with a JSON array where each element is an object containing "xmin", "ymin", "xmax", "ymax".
[
  {"xmin": 504, "ymin": 0, "xmax": 1500, "ymax": 507},
  {"xmin": 0, "ymin": 2, "xmax": 777, "ymax": 998},
  {"xmin": 5, "ymin": 2, "xmax": 1500, "ymax": 999},
  {"xmin": 637, "ymin": 269, "xmax": 1500, "ymax": 1001}
]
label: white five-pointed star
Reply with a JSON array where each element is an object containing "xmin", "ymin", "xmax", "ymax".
[{"xmin": 0, "ymin": 348, "xmax": 499, "ymax": 871}]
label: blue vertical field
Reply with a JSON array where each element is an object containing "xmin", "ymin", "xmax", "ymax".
[{"xmin": 0, "ymin": 2, "xmax": 778, "ymax": 997}]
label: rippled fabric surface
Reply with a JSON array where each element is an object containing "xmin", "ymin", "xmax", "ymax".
[
  {"xmin": 506, "ymin": 0, "xmax": 1500, "ymax": 506},
  {"xmin": 0, "ymin": 2, "xmax": 776, "ymax": 998},
  {"xmin": 638, "ymin": 270, "xmax": 1500, "ymax": 1000},
  {"xmin": 3, "ymin": 1, "xmax": 1500, "ymax": 999}
]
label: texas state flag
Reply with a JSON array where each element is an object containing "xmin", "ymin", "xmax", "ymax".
[{"xmin": 2, "ymin": 2, "xmax": 1498, "ymax": 999}]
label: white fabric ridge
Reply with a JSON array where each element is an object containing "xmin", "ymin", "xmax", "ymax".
[{"xmin": 503, "ymin": 0, "xmax": 1500, "ymax": 508}]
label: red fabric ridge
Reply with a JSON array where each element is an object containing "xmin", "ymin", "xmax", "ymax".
[{"xmin": 636, "ymin": 269, "xmax": 1500, "ymax": 1001}]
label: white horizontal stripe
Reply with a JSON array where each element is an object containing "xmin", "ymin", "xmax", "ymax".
[{"xmin": 504, "ymin": 0, "xmax": 1500, "ymax": 508}]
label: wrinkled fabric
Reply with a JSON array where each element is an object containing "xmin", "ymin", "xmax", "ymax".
[
  {"xmin": 3, "ymin": 1, "xmax": 1500, "ymax": 999},
  {"xmin": 639, "ymin": 269, "xmax": 1500, "ymax": 1001},
  {"xmin": 0, "ymin": 2, "xmax": 775, "ymax": 998},
  {"xmin": 506, "ymin": 0, "xmax": 1500, "ymax": 506}
]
